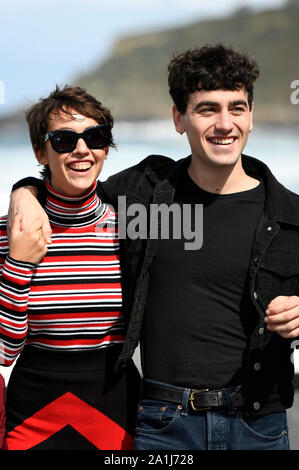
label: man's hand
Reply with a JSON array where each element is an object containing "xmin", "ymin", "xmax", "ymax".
[
  {"xmin": 9, "ymin": 210, "xmax": 48, "ymax": 264},
  {"xmin": 8, "ymin": 187, "xmax": 52, "ymax": 243},
  {"xmin": 265, "ymin": 296, "xmax": 299, "ymax": 338}
]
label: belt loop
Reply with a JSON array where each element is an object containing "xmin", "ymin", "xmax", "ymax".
[
  {"xmin": 181, "ymin": 388, "xmax": 190, "ymax": 416},
  {"xmin": 224, "ymin": 388, "xmax": 235, "ymax": 415}
]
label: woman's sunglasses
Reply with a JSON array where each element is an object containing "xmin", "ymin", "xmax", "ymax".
[{"xmin": 43, "ymin": 125, "xmax": 110, "ymax": 154}]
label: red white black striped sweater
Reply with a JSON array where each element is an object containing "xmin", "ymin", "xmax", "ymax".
[{"xmin": 0, "ymin": 182, "xmax": 125, "ymax": 366}]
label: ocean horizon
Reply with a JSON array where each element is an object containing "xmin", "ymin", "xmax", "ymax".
[{"xmin": 1, "ymin": 120, "xmax": 299, "ymax": 214}]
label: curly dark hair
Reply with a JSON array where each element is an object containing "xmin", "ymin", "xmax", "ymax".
[
  {"xmin": 25, "ymin": 85, "xmax": 116, "ymax": 180},
  {"xmin": 168, "ymin": 44, "xmax": 260, "ymax": 113}
]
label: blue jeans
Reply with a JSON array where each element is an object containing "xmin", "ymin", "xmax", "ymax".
[{"xmin": 134, "ymin": 379, "xmax": 290, "ymax": 450}]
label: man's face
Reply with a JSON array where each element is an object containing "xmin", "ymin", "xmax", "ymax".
[{"xmin": 173, "ymin": 87, "xmax": 253, "ymax": 168}]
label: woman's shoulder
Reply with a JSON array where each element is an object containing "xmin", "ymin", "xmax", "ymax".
[
  {"xmin": 0, "ymin": 215, "xmax": 8, "ymax": 234},
  {"xmin": 0, "ymin": 216, "xmax": 8, "ymax": 261}
]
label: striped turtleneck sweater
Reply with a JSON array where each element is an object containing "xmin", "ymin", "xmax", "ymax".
[{"xmin": 0, "ymin": 182, "xmax": 125, "ymax": 366}]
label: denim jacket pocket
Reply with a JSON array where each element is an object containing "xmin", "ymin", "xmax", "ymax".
[{"xmin": 256, "ymin": 251, "xmax": 299, "ymax": 309}]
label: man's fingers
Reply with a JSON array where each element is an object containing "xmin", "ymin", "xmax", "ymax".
[
  {"xmin": 265, "ymin": 305, "xmax": 299, "ymax": 324},
  {"xmin": 41, "ymin": 221, "xmax": 52, "ymax": 244},
  {"xmin": 266, "ymin": 295, "xmax": 299, "ymax": 315},
  {"xmin": 266, "ymin": 317, "xmax": 299, "ymax": 338}
]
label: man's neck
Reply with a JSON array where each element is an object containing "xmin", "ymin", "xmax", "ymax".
[{"xmin": 188, "ymin": 156, "xmax": 260, "ymax": 195}]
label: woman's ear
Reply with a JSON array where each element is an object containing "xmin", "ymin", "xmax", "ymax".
[
  {"xmin": 35, "ymin": 148, "xmax": 48, "ymax": 165},
  {"xmin": 104, "ymin": 147, "xmax": 109, "ymax": 159}
]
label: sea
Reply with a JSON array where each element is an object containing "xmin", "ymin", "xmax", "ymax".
[
  {"xmin": 0, "ymin": 120, "xmax": 299, "ymax": 382},
  {"xmin": 1, "ymin": 120, "xmax": 299, "ymax": 213}
]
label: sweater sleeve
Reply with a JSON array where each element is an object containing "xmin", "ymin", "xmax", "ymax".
[{"xmin": 0, "ymin": 248, "xmax": 35, "ymax": 366}]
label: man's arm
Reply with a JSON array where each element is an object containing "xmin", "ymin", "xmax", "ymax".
[{"xmin": 8, "ymin": 177, "xmax": 51, "ymax": 243}]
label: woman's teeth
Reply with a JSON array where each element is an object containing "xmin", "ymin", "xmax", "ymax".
[{"xmin": 69, "ymin": 163, "xmax": 92, "ymax": 171}]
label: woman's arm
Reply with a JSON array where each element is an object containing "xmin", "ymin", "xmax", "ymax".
[{"xmin": 0, "ymin": 212, "xmax": 47, "ymax": 366}]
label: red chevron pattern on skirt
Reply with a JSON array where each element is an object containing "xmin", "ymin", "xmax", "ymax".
[{"xmin": 5, "ymin": 392, "xmax": 133, "ymax": 450}]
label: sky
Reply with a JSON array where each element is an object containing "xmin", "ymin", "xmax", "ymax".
[{"xmin": 0, "ymin": 0, "xmax": 286, "ymax": 117}]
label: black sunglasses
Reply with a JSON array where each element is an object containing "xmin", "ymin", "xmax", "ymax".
[{"xmin": 43, "ymin": 125, "xmax": 110, "ymax": 153}]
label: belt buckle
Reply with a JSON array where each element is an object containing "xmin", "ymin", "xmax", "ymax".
[{"xmin": 189, "ymin": 389, "xmax": 210, "ymax": 411}]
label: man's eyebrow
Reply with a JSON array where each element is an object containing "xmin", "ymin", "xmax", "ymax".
[
  {"xmin": 194, "ymin": 101, "xmax": 217, "ymax": 111},
  {"xmin": 230, "ymin": 100, "xmax": 249, "ymax": 108},
  {"xmin": 193, "ymin": 99, "xmax": 249, "ymax": 111}
]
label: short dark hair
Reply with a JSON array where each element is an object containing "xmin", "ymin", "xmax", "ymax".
[
  {"xmin": 168, "ymin": 44, "xmax": 260, "ymax": 113},
  {"xmin": 25, "ymin": 85, "xmax": 116, "ymax": 180}
]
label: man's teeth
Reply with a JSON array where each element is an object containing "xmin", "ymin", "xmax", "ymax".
[
  {"xmin": 69, "ymin": 163, "xmax": 92, "ymax": 171},
  {"xmin": 210, "ymin": 138, "xmax": 235, "ymax": 145}
]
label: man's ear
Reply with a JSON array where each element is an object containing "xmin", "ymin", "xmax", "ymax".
[
  {"xmin": 172, "ymin": 105, "xmax": 185, "ymax": 135},
  {"xmin": 249, "ymin": 101, "xmax": 254, "ymax": 132}
]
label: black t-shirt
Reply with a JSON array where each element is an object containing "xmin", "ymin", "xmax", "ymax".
[{"xmin": 141, "ymin": 170, "xmax": 265, "ymax": 389}]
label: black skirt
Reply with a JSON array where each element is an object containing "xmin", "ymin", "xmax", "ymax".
[{"xmin": 5, "ymin": 345, "xmax": 140, "ymax": 450}]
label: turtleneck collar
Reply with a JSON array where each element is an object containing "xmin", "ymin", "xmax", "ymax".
[{"xmin": 45, "ymin": 181, "xmax": 106, "ymax": 227}]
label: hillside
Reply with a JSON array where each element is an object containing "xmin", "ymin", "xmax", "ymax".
[
  {"xmin": 76, "ymin": 1, "xmax": 299, "ymax": 124},
  {"xmin": 0, "ymin": 0, "xmax": 298, "ymax": 130}
]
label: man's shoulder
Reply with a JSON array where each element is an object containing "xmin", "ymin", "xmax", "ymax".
[
  {"xmin": 282, "ymin": 185, "xmax": 299, "ymax": 204},
  {"xmin": 243, "ymin": 154, "xmax": 299, "ymax": 199},
  {"xmin": 100, "ymin": 155, "xmax": 178, "ymax": 201},
  {"xmin": 108, "ymin": 154, "xmax": 176, "ymax": 181}
]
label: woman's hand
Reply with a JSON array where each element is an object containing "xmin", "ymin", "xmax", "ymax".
[
  {"xmin": 7, "ymin": 187, "xmax": 52, "ymax": 243},
  {"xmin": 8, "ymin": 210, "xmax": 48, "ymax": 264}
]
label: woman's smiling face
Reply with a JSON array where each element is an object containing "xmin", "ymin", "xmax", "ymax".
[{"xmin": 36, "ymin": 110, "xmax": 108, "ymax": 196}]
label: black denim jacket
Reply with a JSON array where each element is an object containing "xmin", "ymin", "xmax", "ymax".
[{"xmin": 14, "ymin": 154, "xmax": 299, "ymax": 415}]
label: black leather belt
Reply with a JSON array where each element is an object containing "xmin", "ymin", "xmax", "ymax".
[{"xmin": 142, "ymin": 382, "xmax": 244, "ymax": 411}]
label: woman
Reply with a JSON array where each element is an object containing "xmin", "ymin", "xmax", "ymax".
[
  {"xmin": 0, "ymin": 85, "xmax": 140, "ymax": 450},
  {"xmin": 0, "ymin": 373, "xmax": 5, "ymax": 449}
]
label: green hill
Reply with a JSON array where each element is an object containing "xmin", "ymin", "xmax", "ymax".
[
  {"xmin": 76, "ymin": 0, "xmax": 299, "ymax": 124},
  {"xmin": 0, "ymin": 0, "xmax": 298, "ymax": 131}
]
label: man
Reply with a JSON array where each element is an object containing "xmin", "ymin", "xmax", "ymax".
[{"xmin": 8, "ymin": 45, "xmax": 299, "ymax": 450}]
